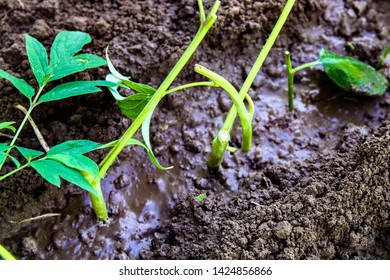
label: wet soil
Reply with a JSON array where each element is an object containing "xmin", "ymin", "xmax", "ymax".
[{"xmin": 0, "ymin": 0, "xmax": 389, "ymax": 259}]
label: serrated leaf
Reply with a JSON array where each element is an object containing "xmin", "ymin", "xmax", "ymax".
[
  {"xmin": 0, "ymin": 122, "xmax": 16, "ymax": 133},
  {"xmin": 47, "ymin": 153, "xmax": 99, "ymax": 179},
  {"xmin": 48, "ymin": 31, "xmax": 106, "ymax": 82},
  {"xmin": 0, "ymin": 69, "xmax": 35, "ymax": 99},
  {"xmin": 16, "ymin": 146, "xmax": 44, "ymax": 161},
  {"xmin": 38, "ymin": 80, "xmax": 116, "ymax": 103},
  {"xmin": 319, "ymin": 48, "xmax": 389, "ymax": 96},
  {"xmin": 48, "ymin": 140, "xmax": 101, "ymax": 156},
  {"xmin": 30, "ymin": 159, "xmax": 99, "ymax": 196},
  {"xmin": 25, "ymin": 34, "xmax": 49, "ymax": 86}
]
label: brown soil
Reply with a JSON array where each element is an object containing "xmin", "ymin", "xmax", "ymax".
[{"xmin": 0, "ymin": 0, "xmax": 389, "ymax": 259}]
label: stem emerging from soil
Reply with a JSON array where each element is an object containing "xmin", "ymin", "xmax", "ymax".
[
  {"xmin": 284, "ymin": 51, "xmax": 321, "ymax": 112},
  {"xmin": 90, "ymin": 1, "xmax": 221, "ymax": 221},
  {"xmin": 377, "ymin": 43, "xmax": 390, "ymax": 68},
  {"xmin": 208, "ymin": 0, "xmax": 297, "ymax": 168}
]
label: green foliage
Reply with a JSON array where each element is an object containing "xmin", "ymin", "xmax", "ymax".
[
  {"xmin": 0, "ymin": 122, "xmax": 16, "ymax": 133},
  {"xmin": 195, "ymin": 193, "xmax": 207, "ymax": 202},
  {"xmin": 319, "ymin": 49, "xmax": 389, "ymax": 96},
  {"xmin": 38, "ymin": 80, "xmax": 115, "ymax": 103},
  {"xmin": 0, "ymin": 69, "xmax": 35, "ymax": 99},
  {"xmin": 16, "ymin": 146, "xmax": 44, "ymax": 161},
  {"xmin": 0, "ymin": 31, "xmax": 112, "ymax": 198}
]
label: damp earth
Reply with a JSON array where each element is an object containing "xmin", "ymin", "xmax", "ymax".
[{"xmin": 0, "ymin": 0, "xmax": 389, "ymax": 259}]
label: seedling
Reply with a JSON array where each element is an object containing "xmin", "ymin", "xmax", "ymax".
[
  {"xmin": 195, "ymin": 193, "xmax": 207, "ymax": 202},
  {"xmin": 377, "ymin": 43, "xmax": 390, "ymax": 68},
  {"xmin": 285, "ymin": 48, "xmax": 389, "ymax": 112},
  {"xmin": 82, "ymin": 0, "xmax": 222, "ymax": 221},
  {"xmin": 0, "ymin": 31, "xmax": 115, "ymax": 198}
]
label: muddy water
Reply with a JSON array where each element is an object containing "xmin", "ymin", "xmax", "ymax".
[
  {"xmin": 1, "ymin": 0, "xmax": 389, "ymax": 260},
  {"xmin": 29, "ymin": 73, "xmax": 386, "ymax": 259}
]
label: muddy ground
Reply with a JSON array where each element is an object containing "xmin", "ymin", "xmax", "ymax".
[{"xmin": 0, "ymin": 0, "xmax": 389, "ymax": 259}]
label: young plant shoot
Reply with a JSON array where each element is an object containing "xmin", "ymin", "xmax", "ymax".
[
  {"xmin": 285, "ymin": 48, "xmax": 389, "ymax": 111},
  {"xmin": 0, "ymin": 31, "xmax": 115, "ymax": 200},
  {"xmin": 206, "ymin": 0, "xmax": 297, "ymax": 168},
  {"xmin": 85, "ymin": 0, "xmax": 222, "ymax": 220}
]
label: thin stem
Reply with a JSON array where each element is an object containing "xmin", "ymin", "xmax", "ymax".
[
  {"xmin": 0, "ymin": 244, "xmax": 16, "ymax": 260},
  {"xmin": 98, "ymin": 1, "xmax": 220, "ymax": 179},
  {"xmin": 210, "ymin": 0, "xmax": 297, "ymax": 166},
  {"xmin": 198, "ymin": 0, "xmax": 206, "ymax": 24},
  {"xmin": 0, "ymin": 162, "xmax": 30, "ymax": 181},
  {"xmin": 89, "ymin": 1, "xmax": 221, "ymax": 221},
  {"xmin": 194, "ymin": 64, "xmax": 252, "ymax": 152},
  {"xmin": 0, "ymin": 85, "xmax": 45, "ymax": 170},
  {"xmin": 377, "ymin": 43, "xmax": 390, "ymax": 68},
  {"xmin": 15, "ymin": 104, "xmax": 50, "ymax": 152},
  {"xmin": 292, "ymin": 60, "xmax": 321, "ymax": 73},
  {"xmin": 165, "ymin": 81, "xmax": 217, "ymax": 95},
  {"xmin": 285, "ymin": 51, "xmax": 295, "ymax": 112}
]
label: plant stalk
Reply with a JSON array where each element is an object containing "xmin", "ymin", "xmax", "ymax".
[
  {"xmin": 89, "ymin": 1, "xmax": 221, "ymax": 221},
  {"xmin": 0, "ymin": 244, "xmax": 16, "ymax": 260},
  {"xmin": 0, "ymin": 85, "xmax": 45, "ymax": 170},
  {"xmin": 377, "ymin": 43, "xmax": 390, "ymax": 68},
  {"xmin": 209, "ymin": 0, "xmax": 297, "ymax": 166},
  {"xmin": 194, "ymin": 64, "xmax": 253, "ymax": 153},
  {"xmin": 208, "ymin": 130, "xmax": 229, "ymax": 169}
]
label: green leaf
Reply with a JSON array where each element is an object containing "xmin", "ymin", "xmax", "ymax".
[
  {"xmin": 25, "ymin": 34, "xmax": 49, "ymax": 86},
  {"xmin": 141, "ymin": 104, "xmax": 172, "ymax": 171},
  {"xmin": 47, "ymin": 153, "xmax": 99, "ymax": 179},
  {"xmin": 48, "ymin": 31, "xmax": 107, "ymax": 82},
  {"xmin": 30, "ymin": 159, "xmax": 99, "ymax": 196},
  {"xmin": 195, "ymin": 193, "xmax": 206, "ymax": 202},
  {"xmin": 9, "ymin": 155, "xmax": 20, "ymax": 168},
  {"xmin": 49, "ymin": 54, "xmax": 107, "ymax": 82},
  {"xmin": 122, "ymin": 80, "xmax": 156, "ymax": 95},
  {"xmin": 48, "ymin": 140, "xmax": 101, "ymax": 156},
  {"xmin": 16, "ymin": 146, "xmax": 44, "ymax": 161},
  {"xmin": 106, "ymin": 47, "xmax": 130, "ymax": 81},
  {"xmin": 0, "ymin": 69, "xmax": 35, "ymax": 99},
  {"xmin": 0, "ymin": 143, "xmax": 11, "ymax": 152},
  {"xmin": 38, "ymin": 80, "xmax": 116, "ymax": 103},
  {"xmin": 116, "ymin": 92, "xmax": 154, "ymax": 120},
  {"xmin": 0, "ymin": 152, "xmax": 5, "ymax": 165},
  {"xmin": 319, "ymin": 49, "xmax": 389, "ymax": 96},
  {"xmin": 0, "ymin": 122, "xmax": 16, "ymax": 133},
  {"xmin": 99, "ymin": 138, "xmax": 172, "ymax": 170}
]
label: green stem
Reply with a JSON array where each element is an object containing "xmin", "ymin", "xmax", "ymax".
[
  {"xmin": 0, "ymin": 162, "xmax": 30, "ymax": 182},
  {"xmin": 0, "ymin": 244, "xmax": 17, "ymax": 260},
  {"xmin": 0, "ymin": 85, "xmax": 45, "ymax": 170},
  {"xmin": 285, "ymin": 51, "xmax": 321, "ymax": 112},
  {"xmin": 89, "ymin": 1, "xmax": 221, "ymax": 221},
  {"xmin": 209, "ymin": 0, "xmax": 297, "ymax": 166},
  {"xmin": 208, "ymin": 130, "xmax": 229, "ymax": 169},
  {"xmin": 285, "ymin": 51, "xmax": 294, "ymax": 112},
  {"xmin": 292, "ymin": 60, "xmax": 321, "ymax": 73},
  {"xmin": 194, "ymin": 64, "xmax": 252, "ymax": 152},
  {"xmin": 377, "ymin": 43, "xmax": 390, "ymax": 68}
]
